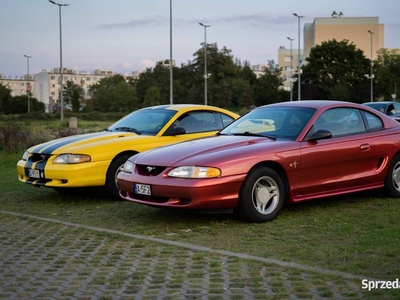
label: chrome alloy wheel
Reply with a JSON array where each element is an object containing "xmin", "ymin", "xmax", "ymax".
[
  {"xmin": 392, "ymin": 160, "xmax": 400, "ymax": 191},
  {"xmin": 251, "ymin": 176, "xmax": 280, "ymax": 215}
]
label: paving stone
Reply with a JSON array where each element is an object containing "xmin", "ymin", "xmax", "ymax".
[{"xmin": 0, "ymin": 212, "xmax": 393, "ymax": 299}]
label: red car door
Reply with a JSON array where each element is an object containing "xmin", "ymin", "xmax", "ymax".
[
  {"xmin": 298, "ymin": 133, "xmax": 378, "ymax": 200},
  {"xmin": 295, "ymin": 107, "xmax": 383, "ymax": 200}
]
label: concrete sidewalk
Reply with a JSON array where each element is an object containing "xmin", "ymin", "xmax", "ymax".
[{"xmin": 0, "ymin": 211, "xmax": 377, "ymax": 299}]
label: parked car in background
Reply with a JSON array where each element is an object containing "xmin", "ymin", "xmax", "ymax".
[
  {"xmin": 117, "ymin": 101, "xmax": 400, "ymax": 223},
  {"xmin": 17, "ymin": 105, "xmax": 239, "ymax": 198},
  {"xmin": 363, "ymin": 101, "xmax": 400, "ymax": 122},
  {"xmin": 53, "ymin": 105, "xmax": 73, "ymax": 112}
]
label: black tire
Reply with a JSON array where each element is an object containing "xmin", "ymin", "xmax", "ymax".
[
  {"xmin": 384, "ymin": 154, "xmax": 400, "ymax": 197},
  {"xmin": 237, "ymin": 166, "xmax": 285, "ymax": 223},
  {"xmin": 105, "ymin": 154, "xmax": 133, "ymax": 199}
]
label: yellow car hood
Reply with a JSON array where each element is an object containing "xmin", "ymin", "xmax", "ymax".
[{"xmin": 27, "ymin": 131, "xmax": 164, "ymax": 159}]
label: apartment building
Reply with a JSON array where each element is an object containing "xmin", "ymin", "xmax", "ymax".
[
  {"xmin": 277, "ymin": 47, "xmax": 304, "ymax": 93},
  {"xmin": 1, "ymin": 67, "xmax": 150, "ymax": 112},
  {"xmin": 304, "ymin": 12, "xmax": 384, "ymax": 60},
  {"xmin": 35, "ymin": 68, "xmax": 116, "ymax": 112},
  {"xmin": 1, "ymin": 68, "xmax": 115, "ymax": 112},
  {"xmin": 0, "ymin": 74, "xmax": 34, "ymax": 98},
  {"xmin": 278, "ymin": 11, "xmax": 384, "ymax": 92},
  {"xmin": 251, "ymin": 64, "xmax": 270, "ymax": 78}
]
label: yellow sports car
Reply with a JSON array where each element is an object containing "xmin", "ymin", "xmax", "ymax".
[{"xmin": 17, "ymin": 104, "xmax": 239, "ymax": 198}]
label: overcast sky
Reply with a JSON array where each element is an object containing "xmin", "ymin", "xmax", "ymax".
[{"xmin": 1, "ymin": 0, "xmax": 399, "ymax": 78}]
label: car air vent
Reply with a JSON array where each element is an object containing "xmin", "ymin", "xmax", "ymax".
[
  {"xmin": 128, "ymin": 193, "xmax": 169, "ymax": 203},
  {"xmin": 136, "ymin": 164, "xmax": 166, "ymax": 176},
  {"xmin": 30, "ymin": 153, "xmax": 51, "ymax": 163}
]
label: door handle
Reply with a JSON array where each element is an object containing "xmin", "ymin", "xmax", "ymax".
[{"xmin": 360, "ymin": 144, "xmax": 370, "ymax": 151}]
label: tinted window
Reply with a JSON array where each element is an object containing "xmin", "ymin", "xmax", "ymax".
[
  {"xmin": 108, "ymin": 109, "xmax": 176, "ymax": 135},
  {"xmin": 364, "ymin": 111, "xmax": 383, "ymax": 131},
  {"xmin": 221, "ymin": 113, "xmax": 236, "ymax": 128},
  {"xmin": 173, "ymin": 111, "xmax": 234, "ymax": 134},
  {"xmin": 364, "ymin": 103, "xmax": 387, "ymax": 113},
  {"xmin": 311, "ymin": 108, "xmax": 366, "ymax": 138},
  {"xmin": 221, "ymin": 106, "xmax": 315, "ymax": 140}
]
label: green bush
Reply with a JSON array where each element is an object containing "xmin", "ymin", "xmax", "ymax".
[
  {"xmin": 0, "ymin": 122, "xmax": 91, "ymax": 152},
  {"xmin": 81, "ymin": 111, "xmax": 124, "ymax": 122},
  {"xmin": 0, "ymin": 111, "xmax": 126, "ymax": 123},
  {"xmin": 0, "ymin": 123, "xmax": 55, "ymax": 152}
]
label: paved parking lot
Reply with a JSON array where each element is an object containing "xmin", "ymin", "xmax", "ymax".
[{"xmin": 0, "ymin": 211, "xmax": 383, "ymax": 299}]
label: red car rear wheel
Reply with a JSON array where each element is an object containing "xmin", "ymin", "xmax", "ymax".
[{"xmin": 385, "ymin": 153, "xmax": 400, "ymax": 198}]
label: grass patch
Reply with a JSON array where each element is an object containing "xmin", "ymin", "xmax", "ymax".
[{"xmin": 1, "ymin": 150, "xmax": 400, "ymax": 283}]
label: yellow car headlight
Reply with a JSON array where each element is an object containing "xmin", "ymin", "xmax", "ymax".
[
  {"xmin": 168, "ymin": 166, "xmax": 220, "ymax": 178},
  {"xmin": 53, "ymin": 154, "xmax": 91, "ymax": 164},
  {"xmin": 22, "ymin": 151, "xmax": 29, "ymax": 161}
]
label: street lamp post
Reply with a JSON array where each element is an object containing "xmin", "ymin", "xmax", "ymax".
[
  {"xmin": 49, "ymin": 0, "xmax": 69, "ymax": 120},
  {"xmin": 169, "ymin": 0, "xmax": 173, "ymax": 104},
  {"xmin": 199, "ymin": 22, "xmax": 210, "ymax": 106},
  {"xmin": 24, "ymin": 55, "xmax": 32, "ymax": 113},
  {"xmin": 293, "ymin": 13, "xmax": 303, "ymax": 101},
  {"xmin": 368, "ymin": 30, "xmax": 374, "ymax": 102},
  {"xmin": 287, "ymin": 37, "xmax": 294, "ymax": 101}
]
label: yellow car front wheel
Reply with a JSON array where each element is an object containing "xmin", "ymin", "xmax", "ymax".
[{"xmin": 105, "ymin": 154, "xmax": 134, "ymax": 200}]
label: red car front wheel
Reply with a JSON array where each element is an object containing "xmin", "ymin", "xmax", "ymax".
[{"xmin": 237, "ymin": 166, "xmax": 285, "ymax": 223}]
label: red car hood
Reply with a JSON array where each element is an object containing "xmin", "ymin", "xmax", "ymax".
[{"xmin": 132, "ymin": 135, "xmax": 284, "ymax": 167}]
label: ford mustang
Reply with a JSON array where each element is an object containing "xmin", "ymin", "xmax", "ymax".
[
  {"xmin": 16, "ymin": 105, "xmax": 238, "ymax": 198},
  {"xmin": 117, "ymin": 101, "xmax": 400, "ymax": 222}
]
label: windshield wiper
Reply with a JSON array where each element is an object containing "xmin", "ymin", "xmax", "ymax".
[
  {"xmin": 113, "ymin": 127, "xmax": 142, "ymax": 135},
  {"xmin": 232, "ymin": 131, "xmax": 276, "ymax": 140}
]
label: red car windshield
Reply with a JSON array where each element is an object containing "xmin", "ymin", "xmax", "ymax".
[{"xmin": 220, "ymin": 106, "xmax": 316, "ymax": 140}]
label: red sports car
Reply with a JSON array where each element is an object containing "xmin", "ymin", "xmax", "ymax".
[{"xmin": 117, "ymin": 101, "xmax": 400, "ymax": 223}]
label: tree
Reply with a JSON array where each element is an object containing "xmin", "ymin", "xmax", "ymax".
[
  {"xmin": 374, "ymin": 49, "xmax": 400, "ymax": 100},
  {"xmin": 231, "ymin": 78, "xmax": 254, "ymax": 108},
  {"xmin": 0, "ymin": 83, "xmax": 12, "ymax": 114},
  {"xmin": 193, "ymin": 43, "xmax": 241, "ymax": 107},
  {"xmin": 234, "ymin": 62, "xmax": 257, "ymax": 108},
  {"xmin": 63, "ymin": 80, "xmax": 83, "ymax": 112},
  {"xmin": 88, "ymin": 74, "xmax": 127, "ymax": 96},
  {"xmin": 135, "ymin": 66, "xmax": 169, "ymax": 106},
  {"xmin": 3, "ymin": 95, "xmax": 44, "ymax": 114},
  {"xmin": 254, "ymin": 61, "xmax": 284, "ymax": 106},
  {"xmin": 133, "ymin": 44, "xmax": 285, "ymax": 110},
  {"xmin": 239, "ymin": 62, "xmax": 258, "ymax": 86},
  {"xmin": 143, "ymin": 86, "xmax": 161, "ymax": 107},
  {"xmin": 87, "ymin": 75, "xmax": 137, "ymax": 112},
  {"xmin": 299, "ymin": 39, "xmax": 370, "ymax": 102},
  {"xmin": 136, "ymin": 69, "xmax": 155, "ymax": 105}
]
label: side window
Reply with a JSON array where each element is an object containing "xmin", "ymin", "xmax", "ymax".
[
  {"xmin": 313, "ymin": 108, "xmax": 365, "ymax": 137},
  {"xmin": 364, "ymin": 111, "xmax": 383, "ymax": 131},
  {"xmin": 394, "ymin": 103, "xmax": 400, "ymax": 113},
  {"xmin": 221, "ymin": 113, "xmax": 235, "ymax": 128},
  {"xmin": 388, "ymin": 104, "xmax": 395, "ymax": 115},
  {"xmin": 174, "ymin": 111, "xmax": 212, "ymax": 134},
  {"xmin": 168, "ymin": 111, "xmax": 235, "ymax": 134}
]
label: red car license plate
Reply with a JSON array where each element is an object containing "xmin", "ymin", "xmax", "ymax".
[
  {"xmin": 28, "ymin": 169, "xmax": 40, "ymax": 179},
  {"xmin": 134, "ymin": 183, "xmax": 151, "ymax": 196}
]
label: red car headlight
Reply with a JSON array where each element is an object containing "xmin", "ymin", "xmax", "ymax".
[
  {"xmin": 167, "ymin": 166, "xmax": 220, "ymax": 178},
  {"xmin": 121, "ymin": 161, "xmax": 134, "ymax": 173}
]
